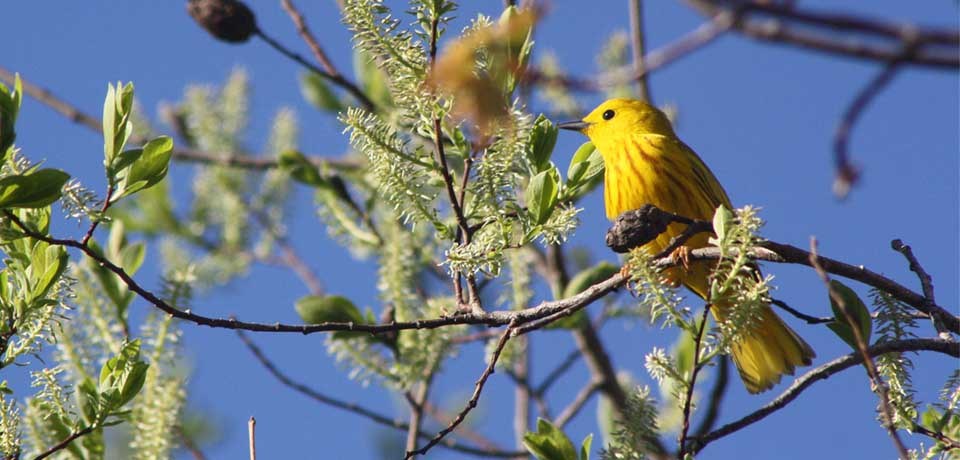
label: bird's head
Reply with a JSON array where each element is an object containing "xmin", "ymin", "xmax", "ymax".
[{"xmin": 558, "ymin": 98, "xmax": 675, "ymax": 143}]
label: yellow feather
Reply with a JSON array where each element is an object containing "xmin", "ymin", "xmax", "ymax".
[{"xmin": 571, "ymin": 98, "xmax": 814, "ymax": 393}]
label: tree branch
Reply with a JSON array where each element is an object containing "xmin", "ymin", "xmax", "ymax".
[
  {"xmin": 405, "ymin": 319, "xmax": 520, "ymax": 459},
  {"xmin": 237, "ymin": 331, "xmax": 524, "ymax": 458},
  {"xmin": 684, "ymin": 0, "xmax": 958, "ymax": 69},
  {"xmin": 34, "ymin": 425, "xmax": 97, "ymax": 460},
  {"xmin": 808, "ymin": 237, "xmax": 909, "ymax": 460},
  {"xmin": 0, "ymin": 68, "xmax": 362, "ymax": 173},
  {"xmin": 692, "ymin": 338, "xmax": 960, "ymax": 453},
  {"xmin": 628, "ymin": 0, "xmax": 652, "ymax": 102}
]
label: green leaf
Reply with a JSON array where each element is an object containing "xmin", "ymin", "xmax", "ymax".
[
  {"xmin": 0, "ymin": 168, "xmax": 70, "ymax": 209},
  {"xmin": 711, "ymin": 205, "xmax": 733, "ymax": 244},
  {"xmin": 114, "ymin": 136, "xmax": 173, "ymax": 200},
  {"xmin": 526, "ymin": 168, "xmax": 559, "ymax": 225},
  {"xmin": 523, "ymin": 418, "xmax": 578, "ymax": 460},
  {"xmin": 97, "ymin": 340, "xmax": 148, "ymax": 413},
  {"xmin": 279, "ymin": 150, "xmax": 327, "ymax": 188},
  {"xmin": 300, "ymin": 72, "xmax": 345, "ymax": 112},
  {"xmin": 579, "ymin": 433, "xmax": 593, "ymax": 460},
  {"xmin": 826, "ymin": 280, "xmax": 872, "ymax": 349},
  {"xmin": 528, "ymin": 115, "xmax": 558, "ymax": 172},
  {"xmin": 30, "ymin": 244, "xmax": 68, "ymax": 301},
  {"xmin": 77, "ymin": 378, "xmax": 100, "ymax": 425},
  {"xmin": 295, "ymin": 295, "xmax": 366, "ymax": 340},
  {"xmin": 0, "ymin": 74, "xmax": 22, "ymax": 161},
  {"xmin": 103, "ymin": 82, "xmax": 135, "ymax": 170}
]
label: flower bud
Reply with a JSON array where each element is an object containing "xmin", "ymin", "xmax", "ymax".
[{"xmin": 187, "ymin": 0, "xmax": 257, "ymax": 43}]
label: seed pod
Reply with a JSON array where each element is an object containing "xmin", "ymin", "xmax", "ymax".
[{"xmin": 187, "ymin": 0, "xmax": 258, "ymax": 43}]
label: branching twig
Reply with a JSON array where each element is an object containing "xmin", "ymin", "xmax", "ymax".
[
  {"xmin": 405, "ymin": 319, "xmax": 520, "ymax": 459},
  {"xmin": 628, "ymin": 0, "xmax": 652, "ymax": 102},
  {"xmin": 692, "ymin": 355, "xmax": 729, "ymax": 439},
  {"xmin": 831, "ymin": 55, "xmax": 906, "ymax": 198},
  {"xmin": 808, "ymin": 237, "xmax": 909, "ymax": 460},
  {"xmin": 890, "ymin": 239, "xmax": 936, "ymax": 307},
  {"xmin": 693, "ymin": 338, "xmax": 960, "ymax": 453},
  {"xmin": 678, "ymin": 305, "xmax": 712, "ymax": 457},
  {"xmin": 771, "ymin": 298, "xmax": 832, "ymax": 325},
  {"xmin": 684, "ymin": 0, "xmax": 958, "ymax": 69},
  {"xmin": 237, "ymin": 331, "xmax": 524, "ymax": 458},
  {"xmin": 34, "ymin": 425, "xmax": 97, "ymax": 460},
  {"xmin": 0, "ymin": 68, "xmax": 362, "ymax": 173}
]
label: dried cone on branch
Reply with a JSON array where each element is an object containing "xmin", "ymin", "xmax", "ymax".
[{"xmin": 187, "ymin": 0, "xmax": 258, "ymax": 43}]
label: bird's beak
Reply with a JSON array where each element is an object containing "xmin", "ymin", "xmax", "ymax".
[{"xmin": 557, "ymin": 120, "xmax": 590, "ymax": 132}]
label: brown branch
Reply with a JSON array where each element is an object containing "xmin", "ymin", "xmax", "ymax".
[
  {"xmin": 913, "ymin": 423, "xmax": 960, "ymax": 451},
  {"xmin": 405, "ymin": 319, "xmax": 520, "ymax": 459},
  {"xmin": 406, "ymin": 379, "xmax": 433, "ymax": 454},
  {"xmin": 247, "ymin": 417, "xmax": 256, "ymax": 460},
  {"xmin": 692, "ymin": 338, "xmax": 959, "ymax": 453},
  {"xmin": 890, "ymin": 239, "xmax": 936, "ymax": 309},
  {"xmin": 831, "ymin": 55, "xmax": 905, "ymax": 198},
  {"xmin": 678, "ymin": 305, "xmax": 712, "ymax": 457},
  {"xmin": 175, "ymin": 424, "xmax": 208, "ymax": 460},
  {"xmin": 255, "ymin": 3, "xmax": 374, "ymax": 111},
  {"xmin": 278, "ymin": 0, "xmax": 339, "ymax": 77},
  {"xmin": 237, "ymin": 331, "xmax": 524, "ymax": 458},
  {"xmin": 605, "ymin": 205, "xmax": 958, "ymax": 334},
  {"xmin": 628, "ymin": 0, "xmax": 652, "ymax": 102},
  {"xmin": 808, "ymin": 237, "xmax": 909, "ymax": 460},
  {"xmin": 0, "ymin": 68, "xmax": 362, "ymax": 173},
  {"xmin": 684, "ymin": 0, "xmax": 958, "ymax": 69},
  {"xmin": 33, "ymin": 425, "xmax": 97, "ymax": 460},
  {"xmin": 771, "ymin": 298, "xmax": 832, "ymax": 325},
  {"xmin": 692, "ymin": 355, "xmax": 730, "ymax": 439}
]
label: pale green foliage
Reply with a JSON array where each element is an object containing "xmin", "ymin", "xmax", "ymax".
[
  {"xmin": 252, "ymin": 108, "xmax": 298, "ymax": 259},
  {"xmin": 644, "ymin": 347, "xmax": 689, "ymax": 419},
  {"xmin": 61, "ymin": 179, "xmax": 104, "ymax": 223},
  {"xmin": 872, "ymin": 288, "xmax": 918, "ymax": 429},
  {"xmin": 341, "ymin": 107, "xmax": 444, "ymax": 235},
  {"xmin": 343, "ymin": 0, "xmax": 430, "ymax": 122},
  {"xmin": 628, "ymin": 247, "xmax": 689, "ymax": 330},
  {"xmin": 600, "ymin": 385, "xmax": 661, "ymax": 460},
  {"xmin": 0, "ymin": 389, "xmax": 19, "ymax": 458},
  {"xmin": 707, "ymin": 206, "xmax": 771, "ymax": 353}
]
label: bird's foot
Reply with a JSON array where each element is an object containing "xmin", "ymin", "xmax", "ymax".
[{"xmin": 670, "ymin": 245, "xmax": 692, "ymax": 271}]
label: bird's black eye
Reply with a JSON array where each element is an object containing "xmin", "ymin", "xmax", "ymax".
[{"xmin": 602, "ymin": 109, "xmax": 615, "ymax": 120}]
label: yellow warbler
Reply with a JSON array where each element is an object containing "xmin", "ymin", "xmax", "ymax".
[{"xmin": 559, "ymin": 98, "xmax": 814, "ymax": 393}]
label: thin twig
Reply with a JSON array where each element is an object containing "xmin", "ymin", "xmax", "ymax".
[
  {"xmin": 406, "ymin": 379, "xmax": 433, "ymax": 454},
  {"xmin": 678, "ymin": 305, "xmax": 712, "ymax": 457},
  {"xmin": 890, "ymin": 239, "xmax": 936, "ymax": 306},
  {"xmin": 808, "ymin": 237, "xmax": 909, "ymax": 460},
  {"xmin": 256, "ymin": 18, "xmax": 377, "ymax": 111},
  {"xmin": 405, "ymin": 319, "xmax": 520, "ymax": 459},
  {"xmin": 692, "ymin": 355, "xmax": 729, "ymax": 438},
  {"xmin": 33, "ymin": 426, "xmax": 96, "ymax": 460},
  {"xmin": 535, "ymin": 349, "xmax": 582, "ymax": 398},
  {"xmin": 684, "ymin": 0, "xmax": 958, "ymax": 69},
  {"xmin": 831, "ymin": 56, "xmax": 905, "ymax": 198},
  {"xmin": 628, "ymin": 0, "xmax": 652, "ymax": 102},
  {"xmin": 0, "ymin": 68, "xmax": 362, "ymax": 173},
  {"xmin": 692, "ymin": 338, "xmax": 958, "ymax": 453},
  {"xmin": 237, "ymin": 331, "xmax": 524, "ymax": 458},
  {"xmin": 513, "ymin": 335, "xmax": 531, "ymax": 449},
  {"xmin": 248, "ymin": 417, "xmax": 256, "ymax": 460},
  {"xmin": 175, "ymin": 424, "xmax": 208, "ymax": 460},
  {"xmin": 771, "ymin": 298, "xmax": 832, "ymax": 325},
  {"xmin": 278, "ymin": 0, "xmax": 339, "ymax": 77}
]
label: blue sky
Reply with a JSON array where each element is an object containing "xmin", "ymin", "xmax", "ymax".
[{"xmin": 4, "ymin": 1, "xmax": 958, "ymax": 459}]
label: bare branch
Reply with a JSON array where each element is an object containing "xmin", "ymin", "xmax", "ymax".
[
  {"xmin": 237, "ymin": 331, "xmax": 524, "ymax": 458},
  {"xmin": 34, "ymin": 426, "xmax": 97, "ymax": 460},
  {"xmin": 628, "ymin": 0, "xmax": 652, "ymax": 102},
  {"xmin": 405, "ymin": 319, "xmax": 520, "ymax": 459},
  {"xmin": 684, "ymin": 0, "xmax": 958, "ymax": 69},
  {"xmin": 808, "ymin": 237, "xmax": 909, "ymax": 460},
  {"xmin": 678, "ymin": 305, "xmax": 712, "ymax": 457},
  {"xmin": 553, "ymin": 379, "xmax": 602, "ymax": 429},
  {"xmin": 693, "ymin": 338, "xmax": 960, "ymax": 453},
  {"xmin": 832, "ymin": 56, "xmax": 905, "ymax": 198}
]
